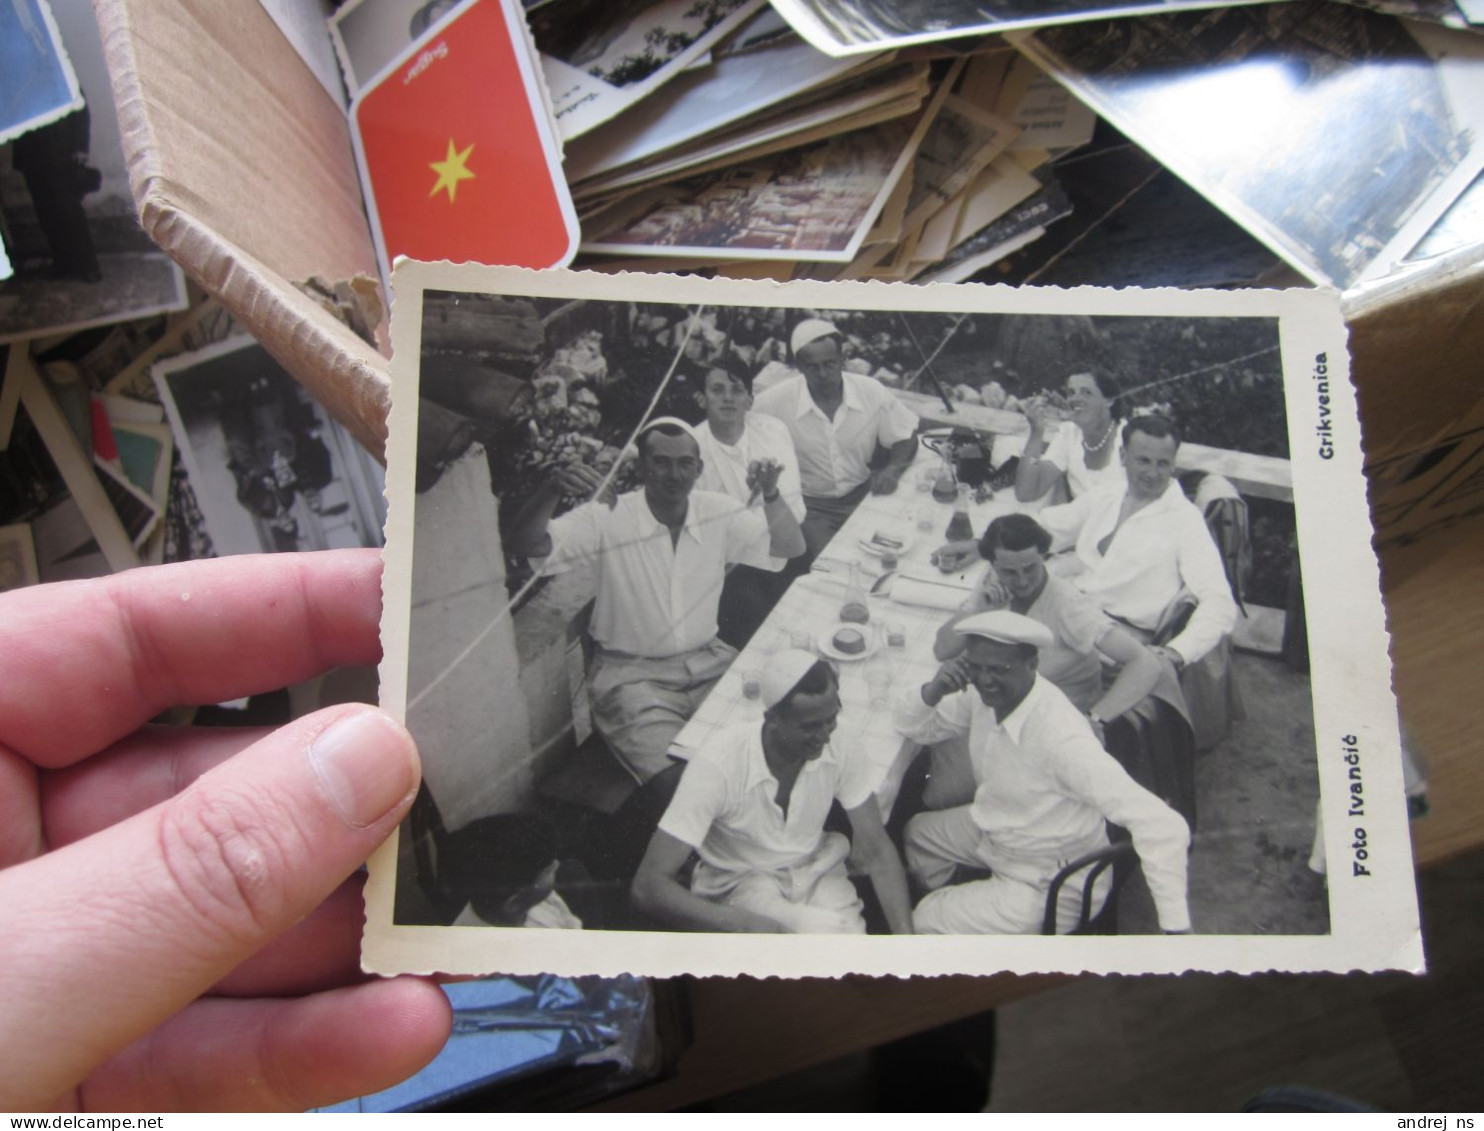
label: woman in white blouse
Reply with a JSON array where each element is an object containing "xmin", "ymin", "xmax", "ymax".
[{"xmin": 1014, "ymin": 370, "xmax": 1127, "ymax": 504}]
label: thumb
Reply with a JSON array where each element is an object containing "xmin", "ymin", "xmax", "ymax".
[{"xmin": 0, "ymin": 705, "xmax": 419, "ymax": 1108}]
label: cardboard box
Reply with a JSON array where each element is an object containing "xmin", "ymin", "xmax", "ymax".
[{"xmin": 95, "ymin": 0, "xmax": 1484, "ymax": 862}]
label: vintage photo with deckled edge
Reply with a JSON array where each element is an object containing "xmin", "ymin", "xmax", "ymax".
[
  {"xmin": 581, "ymin": 118, "xmax": 920, "ymax": 261},
  {"xmin": 152, "ymin": 336, "xmax": 388, "ymax": 558},
  {"xmin": 0, "ymin": 0, "xmax": 188, "ymax": 344},
  {"xmin": 766, "ymin": 0, "xmax": 1271, "ymax": 58},
  {"xmin": 0, "ymin": 0, "xmax": 83, "ymax": 148},
  {"xmin": 530, "ymin": 0, "xmax": 767, "ymax": 140},
  {"xmin": 365, "ymin": 262, "xmax": 1420, "ymax": 979},
  {"xmin": 1010, "ymin": 2, "xmax": 1484, "ymax": 291}
]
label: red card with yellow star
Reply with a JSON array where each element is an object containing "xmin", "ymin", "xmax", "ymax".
[{"xmin": 351, "ymin": 0, "xmax": 577, "ymax": 281}]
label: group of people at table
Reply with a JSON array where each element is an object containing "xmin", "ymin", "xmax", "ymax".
[{"xmin": 503, "ymin": 318, "xmax": 1239, "ymax": 937}]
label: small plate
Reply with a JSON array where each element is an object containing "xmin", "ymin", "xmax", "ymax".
[
  {"xmin": 816, "ymin": 622, "xmax": 878, "ymax": 662},
  {"xmin": 858, "ymin": 533, "xmax": 913, "ymax": 559}
]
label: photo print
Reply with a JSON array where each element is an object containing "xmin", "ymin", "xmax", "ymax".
[
  {"xmin": 766, "ymin": 0, "xmax": 1271, "ymax": 57},
  {"xmin": 1011, "ymin": 0, "xmax": 1484, "ymax": 289},
  {"xmin": 152, "ymin": 336, "xmax": 387, "ymax": 557},
  {"xmin": 366, "ymin": 262, "xmax": 1418, "ymax": 980},
  {"xmin": 0, "ymin": 0, "xmax": 188, "ymax": 343}
]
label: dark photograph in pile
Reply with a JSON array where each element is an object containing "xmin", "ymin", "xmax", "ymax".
[
  {"xmin": 1015, "ymin": 0, "xmax": 1484, "ymax": 289},
  {"xmin": 368, "ymin": 265, "xmax": 1410, "ymax": 979},
  {"xmin": 767, "ymin": 0, "xmax": 1264, "ymax": 56}
]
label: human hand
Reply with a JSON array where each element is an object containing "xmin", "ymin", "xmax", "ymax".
[
  {"xmin": 869, "ymin": 467, "xmax": 903, "ymax": 495},
  {"xmin": 977, "ymin": 575, "xmax": 1010, "ymax": 609},
  {"xmin": 0, "ymin": 550, "xmax": 451, "ymax": 1111},
  {"xmin": 551, "ymin": 461, "xmax": 613, "ymax": 507},
  {"xmin": 746, "ymin": 458, "xmax": 783, "ymax": 501},
  {"xmin": 931, "ymin": 540, "xmax": 980, "ymax": 574},
  {"xmin": 1022, "ymin": 395, "xmax": 1054, "ymax": 437},
  {"xmin": 923, "ymin": 656, "xmax": 973, "ymax": 705}
]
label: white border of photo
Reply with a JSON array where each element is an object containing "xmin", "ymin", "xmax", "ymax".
[{"xmin": 366, "ymin": 262, "xmax": 1420, "ymax": 980}]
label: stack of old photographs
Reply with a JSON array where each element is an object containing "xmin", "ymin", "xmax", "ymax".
[
  {"xmin": 2, "ymin": 2, "xmax": 386, "ymax": 596},
  {"xmin": 328, "ymin": 0, "xmax": 1484, "ymax": 296},
  {"xmin": 0, "ymin": 293, "xmax": 390, "ymax": 595}
]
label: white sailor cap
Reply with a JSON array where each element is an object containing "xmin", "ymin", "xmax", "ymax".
[
  {"xmin": 636, "ymin": 415, "xmax": 699, "ymax": 442},
  {"xmin": 790, "ymin": 318, "xmax": 840, "ymax": 356},
  {"xmin": 953, "ymin": 609, "xmax": 1054, "ymax": 651},
  {"xmin": 634, "ymin": 415, "xmax": 700, "ymax": 454},
  {"xmin": 761, "ymin": 648, "xmax": 826, "ymax": 709}
]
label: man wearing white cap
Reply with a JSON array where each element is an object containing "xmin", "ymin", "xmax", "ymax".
[
  {"xmin": 894, "ymin": 610, "xmax": 1193, "ymax": 935},
  {"xmin": 508, "ymin": 418, "xmax": 805, "ymax": 782},
  {"xmin": 632, "ymin": 652, "xmax": 913, "ymax": 934},
  {"xmin": 752, "ymin": 318, "xmax": 919, "ymax": 558}
]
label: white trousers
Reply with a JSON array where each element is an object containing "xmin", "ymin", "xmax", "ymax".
[
  {"xmin": 704, "ymin": 832, "xmax": 866, "ymax": 934},
  {"xmin": 906, "ymin": 807, "xmax": 1109, "ymax": 935}
]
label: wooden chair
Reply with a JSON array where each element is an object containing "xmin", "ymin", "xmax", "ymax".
[{"xmin": 1041, "ymin": 839, "xmax": 1138, "ymax": 935}]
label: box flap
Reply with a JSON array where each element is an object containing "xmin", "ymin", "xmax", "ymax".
[{"xmin": 95, "ymin": 0, "xmax": 391, "ymax": 457}]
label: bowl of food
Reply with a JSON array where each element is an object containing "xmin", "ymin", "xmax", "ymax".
[{"xmin": 816, "ymin": 623, "xmax": 878, "ymax": 662}]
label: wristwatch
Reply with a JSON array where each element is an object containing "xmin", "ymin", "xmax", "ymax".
[{"xmin": 1088, "ymin": 709, "xmax": 1105, "ymax": 729}]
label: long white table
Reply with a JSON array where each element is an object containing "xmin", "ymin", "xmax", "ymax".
[{"xmin": 669, "ymin": 447, "xmax": 1021, "ymax": 813}]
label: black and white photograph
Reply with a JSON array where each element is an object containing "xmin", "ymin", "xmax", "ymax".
[
  {"xmin": 583, "ymin": 118, "xmax": 919, "ymax": 260},
  {"xmin": 365, "ymin": 262, "xmax": 1415, "ymax": 980},
  {"xmin": 152, "ymin": 337, "xmax": 387, "ymax": 558},
  {"xmin": 0, "ymin": 0, "xmax": 189, "ymax": 344},
  {"xmin": 0, "ymin": 0, "xmax": 81, "ymax": 147},
  {"xmin": 766, "ymin": 0, "xmax": 1272, "ymax": 57},
  {"xmin": 561, "ymin": 12, "xmax": 869, "ymax": 184},
  {"xmin": 1011, "ymin": 0, "xmax": 1484, "ymax": 290},
  {"xmin": 530, "ymin": 0, "xmax": 767, "ymax": 139}
]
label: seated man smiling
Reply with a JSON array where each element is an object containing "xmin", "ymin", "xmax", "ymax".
[
  {"xmin": 896, "ymin": 611, "xmax": 1192, "ymax": 936},
  {"xmin": 632, "ymin": 651, "xmax": 913, "ymax": 934}
]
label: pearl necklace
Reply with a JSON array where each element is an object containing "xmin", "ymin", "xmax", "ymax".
[{"xmin": 1082, "ymin": 416, "xmax": 1116, "ymax": 454}]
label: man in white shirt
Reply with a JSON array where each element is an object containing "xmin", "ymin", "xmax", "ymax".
[
  {"xmin": 895, "ymin": 610, "xmax": 1193, "ymax": 935},
  {"xmin": 632, "ymin": 651, "xmax": 914, "ymax": 934},
  {"xmin": 753, "ymin": 319, "xmax": 919, "ymax": 558},
  {"xmin": 508, "ymin": 418, "xmax": 805, "ymax": 782},
  {"xmin": 1037, "ymin": 415, "xmax": 1237, "ymax": 670},
  {"xmin": 693, "ymin": 359, "xmax": 806, "ymax": 645}
]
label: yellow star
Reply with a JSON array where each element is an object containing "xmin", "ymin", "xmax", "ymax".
[{"xmin": 429, "ymin": 139, "xmax": 475, "ymax": 203}]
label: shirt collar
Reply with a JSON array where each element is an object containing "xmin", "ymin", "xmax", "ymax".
[
  {"xmin": 627, "ymin": 489, "xmax": 704, "ymax": 543},
  {"xmin": 792, "ymin": 372, "xmax": 861, "ymax": 419},
  {"xmin": 743, "ymin": 724, "xmax": 838, "ymax": 793},
  {"xmin": 1120, "ymin": 478, "xmax": 1185, "ymax": 516},
  {"xmin": 994, "ymin": 674, "xmax": 1050, "ymax": 744}
]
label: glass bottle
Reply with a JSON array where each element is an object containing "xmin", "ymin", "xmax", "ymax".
[
  {"xmin": 945, "ymin": 483, "xmax": 975, "ymax": 543},
  {"xmin": 839, "ymin": 561, "xmax": 871, "ymax": 624},
  {"xmin": 931, "ymin": 443, "xmax": 960, "ymax": 504}
]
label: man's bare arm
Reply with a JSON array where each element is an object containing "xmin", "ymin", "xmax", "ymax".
[
  {"xmin": 846, "ymin": 800, "xmax": 914, "ymax": 934},
  {"xmin": 870, "ymin": 438, "xmax": 918, "ymax": 495},
  {"xmin": 630, "ymin": 830, "xmax": 782, "ymax": 933},
  {"xmin": 1090, "ymin": 626, "xmax": 1162, "ymax": 726},
  {"xmin": 752, "ymin": 458, "xmax": 806, "ymax": 559},
  {"xmin": 505, "ymin": 465, "xmax": 606, "ymax": 558}
]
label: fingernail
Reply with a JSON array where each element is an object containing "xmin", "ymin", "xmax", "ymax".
[{"xmin": 309, "ymin": 710, "xmax": 418, "ymax": 829}]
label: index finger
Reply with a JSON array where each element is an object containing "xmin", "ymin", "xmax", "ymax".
[{"xmin": 0, "ymin": 549, "xmax": 383, "ymax": 768}]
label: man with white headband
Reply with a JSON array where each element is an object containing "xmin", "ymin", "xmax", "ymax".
[
  {"xmin": 508, "ymin": 417, "xmax": 805, "ymax": 782},
  {"xmin": 753, "ymin": 318, "xmax": 919, "ymax": 558},
  {"xmin": 632, "ymin": 650, "xmax": 913, "ymax": 934},
  {"xmin": 894, "ymin": 610, "xmax": 1193, "ymax": 935}
]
